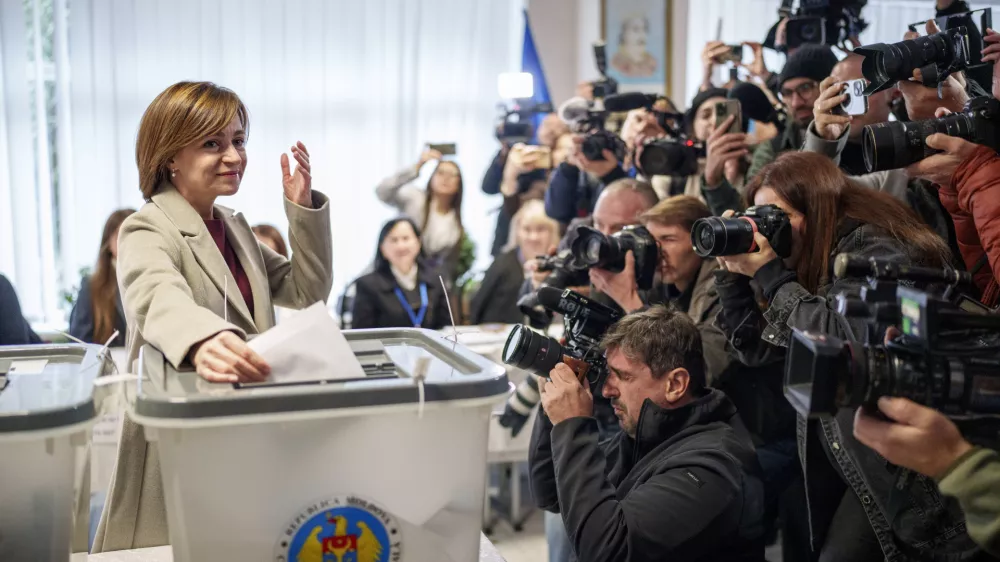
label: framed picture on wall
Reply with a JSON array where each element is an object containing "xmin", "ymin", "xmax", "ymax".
[{"xmin": 601, "ymin": 0, "xmax": 671, "ymax": 95}]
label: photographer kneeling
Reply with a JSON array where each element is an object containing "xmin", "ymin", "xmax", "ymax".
[
  {"xmin": 710, "ymin": 152, "xmax": 988, "ymax": 561},
  {"xmin": 529, "ymin": 306, "xmax": 765, "ymax": 561}
]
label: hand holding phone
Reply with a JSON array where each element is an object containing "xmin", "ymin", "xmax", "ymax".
[{"xmin": 715, "ymin": 100, "xmax": 742, "ymax": 134}]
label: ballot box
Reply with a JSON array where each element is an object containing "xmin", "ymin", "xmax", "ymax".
[
  {"xmin": 0, "ymin": 344, "xmax": 112, "ymax": 562},
  {"xmin": 130, "ymin": 329, "xmax": 509, "ymax": 562}
]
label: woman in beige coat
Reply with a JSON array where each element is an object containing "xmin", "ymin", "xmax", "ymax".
[{"xmin": 91, "ymin": 81, "xmax": 333, "ymax": 551}]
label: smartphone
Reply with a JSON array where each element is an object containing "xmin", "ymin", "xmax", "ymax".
[
  {"xmin": 427, "ymin": 143, "xmax": 457, "ymax": 156},
  {"xmin": 531, "ymin": 146, "xmax": 553, "ymax": 169},
  {"xmin": 715, "ymin": 100, "xmax": 742, "ymax": 134},
  {"xmin": 716, "ymin": 44, "xmax": 744, "ymax": 64},
  {"xmin": 838, "ymin": 79, "xmax": 869, "ymax": 116}
]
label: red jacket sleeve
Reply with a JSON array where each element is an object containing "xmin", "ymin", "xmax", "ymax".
[{"xmin": 952, "ymin": 146, "xmax": 1000, "ymax": 304}]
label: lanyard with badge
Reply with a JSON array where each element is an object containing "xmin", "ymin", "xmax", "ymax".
[{"xmin": 394, "ymin": 283, "xmax": 428, "ymax": 327}]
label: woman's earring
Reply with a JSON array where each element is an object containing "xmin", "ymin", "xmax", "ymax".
[{"xmin": 171, "ymin": 169, "xmax": 177, "ymax": 178}]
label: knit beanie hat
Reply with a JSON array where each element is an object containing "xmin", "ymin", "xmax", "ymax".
[{"xmin": 777, "ymin": 44, "xmax": 839, "ymax": 89}]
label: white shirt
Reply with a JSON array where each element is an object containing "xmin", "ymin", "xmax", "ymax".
[
  {"xmin": 390, "ymin": 265, "xmax": 419, "ymax": 291},
  {"xmin": 422, "ymin": 207, "xmax": 461, "ymax": 256}
]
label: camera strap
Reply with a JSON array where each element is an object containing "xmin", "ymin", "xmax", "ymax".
[{"xmin": 394, "ymin": 283, "xmax": 429, "ymax": 328}]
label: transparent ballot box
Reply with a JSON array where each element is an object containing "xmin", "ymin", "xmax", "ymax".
[{"xmin": 0, "ymin": 344, "xmax": 112, "ymax": 562}]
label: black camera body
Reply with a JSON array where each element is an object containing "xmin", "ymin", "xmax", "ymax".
[
  {"xmin": 496, "ymin": 101, "xmax": 554, "ymax": 144},
  {"xmin": 635, "ymin": 137, "xmax": 705, "ymax": 178},
  {"xmin": 503, "ymin": 287, "xmax": 623, "ymax": 390},
  {"xmin": 857, "ymin": 27, "xmax": 971, "ymax": 95},
  {"xmin": 784, "ymin": 253, "xmax": 1000, "ymax": 421},
  {"xmin": 862, "ymin": 96, "xmax": 1000, "ymax": 172},
  {"xmin": 569, "ymin": 225, "xmax": 660, "ymax": 290},
  {"xmin": 691, "ymin": 204, "xmax": 793, "ymax": 258}
]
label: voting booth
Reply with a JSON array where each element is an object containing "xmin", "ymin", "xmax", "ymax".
[
  {"xmin": 0, "ymin": 344, "xmax": 112, "ymax": 562},
  {"xmin": 130, "ymin": 328, "xmax": 508, "ymax": 562}
]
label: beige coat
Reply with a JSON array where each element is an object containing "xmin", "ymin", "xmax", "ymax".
[{"xmin": 91, "ymin": 182, "xmax": 333, "ymax": 551}]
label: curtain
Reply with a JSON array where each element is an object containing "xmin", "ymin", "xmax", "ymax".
[
  {"xmin": 682, "ymin": 0, "xmax": 1000, "ymax": 110},
  {"xmin": 1, "ymin": 0, "xmax": 522, "ymax": 324},
  {"xmin": 0, "ymin": 0, "xmax": 62, "ymax": 324}
]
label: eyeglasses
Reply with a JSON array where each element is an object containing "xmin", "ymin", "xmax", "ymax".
[{"xmin": 779, "ymin": 81, "xmax": 818, "ymax": 102}]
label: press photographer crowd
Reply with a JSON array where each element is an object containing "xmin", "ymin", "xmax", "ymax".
[{"xmin": 4, "ymin": 0, "xmax": 1000, "ymax": 560}]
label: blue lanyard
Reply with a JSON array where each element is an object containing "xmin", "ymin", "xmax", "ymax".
[{"xmin": 394, "ymin": 283, "xmax": 428, "ymax": 327}]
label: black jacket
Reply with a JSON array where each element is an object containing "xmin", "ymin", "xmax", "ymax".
[
  {"xmin": 351, "ymin": 267, "xmax": 453, "ymax": 330},
  {"xmin": 715, "ymin": 220, "xmax": 988, "ymax": 561},
  {"xmin": 469, "ymin": 249, "xmax": 524, "ymax": 325},
  {"xmin": 0, "ymin": 274, "xmax": 41, "ymax": 345},
  {"xmin": 482, "ymin": 148, "xmax": 550, "ymax": 256},
  {"xmin": 529, "ymin": 388, "xmax": 766, "ymax": 562},
  {"xmin": 68, "ymin": 275, "xmax": 128, "ymax": 346}
]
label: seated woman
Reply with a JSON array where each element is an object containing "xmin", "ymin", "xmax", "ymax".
[
  {"xmin": 351, "ymin": 217, "xmax": 452, "ymax": 330},
  {"xmin": 69, "ymin": 208, "xmax": 135, "ymax": 346},
  {"xmin": 92, "ymin": 81, "xmax": 333, "ymax": 551},
  {"xmin": 375, "ymin": 148, "xmax": 465, "ymax": 282},
  {"xmin": 470, "ymin": 200, "xmax": 559, "ymax": 325},
  {"xmin": 712, "ymin": 152, "xmax": 978, "ymax": 561}
]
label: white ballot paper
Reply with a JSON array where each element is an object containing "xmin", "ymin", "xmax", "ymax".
[{"xmin": 248, "ymin": 302, "xmax": 366, "ymax": 384}]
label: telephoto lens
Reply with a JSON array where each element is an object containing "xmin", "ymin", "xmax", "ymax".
[
  {"xmin": 502, "ymin": 324, "xmax": 564, "ymax": 378},
  {"xmin": 862, "ymin": 96, "xmax": 1000, "ymax": 172},
  {"xmin": 856, "ymin": 28, "xmax": 970, "ymax": 94}
]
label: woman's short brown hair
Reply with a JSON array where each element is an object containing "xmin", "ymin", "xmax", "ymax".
[
  {"xmin": 640, "ymin": 195, "xmax": 712, "ymax": 232},
  {"xmin": 135, "ymin": 82, "xmax": 249, "ymax": 200}
]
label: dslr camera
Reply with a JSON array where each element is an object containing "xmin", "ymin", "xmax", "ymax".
[
  {"xmin": 862, "ymin": 96, "xmax": 1000, "ymax": 172},
  {"xmin": 785, "ymin": 253, "xmax": 1000, "ymax": 425},
  {"xmin": 690, "ymin": 204, "xmax": 794, "ymax": 258},
  {"xmin": 857, "ymin": 26, "xmax": 973, "ymax": 95},
  {"xmin": 532, "ymin": 224, "xmax": 659, "ymax": 290},
  {"xmin": 560, "ymin": 43, "xmax": 626, "ymax": 163},
  {"xmin": 504, "ymin": 287, "xmax": 622, "ymax": 390}
]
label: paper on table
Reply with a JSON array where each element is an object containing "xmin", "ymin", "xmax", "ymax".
[
  {"xmin": 7, "ymin": 359, "xmax": 48, "ymax": 375},
  {"xmin": 248, "ymin": 302, "xmax": 366, "ymax": 384}
]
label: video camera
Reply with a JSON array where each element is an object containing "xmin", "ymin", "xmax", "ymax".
[
  {"xmin": 861, "ymin": 96, "xmax": 1000, "ymax": 172},
  {"xmin": 784, "ymin": 253, "xmax": 1000, "ymax": 422},
  {"xmin": 768, "ymin": 0, "xmax": 868, "ymax": 52},
  {"xmin": 503, "ymin": 287, "xmax": 622, "ymax": 390},
  {"xmin": 495, "ymin": 101, "xmax": 554, "ymax": 144}
]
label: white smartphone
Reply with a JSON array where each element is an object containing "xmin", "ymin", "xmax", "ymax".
[{"xmin": 839, "ymin": 79, "xmax": 869, "ymax": 116}]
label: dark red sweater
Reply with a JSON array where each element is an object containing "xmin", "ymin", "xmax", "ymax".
[{"xmin": 204, "ymin": 219, "xmax": 255, "ymax": 319}]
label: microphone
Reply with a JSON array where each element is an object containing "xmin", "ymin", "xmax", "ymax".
[
  {"xmin": 833, "ymin": 254, "xmax": 972, "ymax": 286},
  {"xmin": 728, "ymin": 82, "xmax": 785, "ymax": 127},
  {"xmin": 603, "ymin": 92, "xmax": 658, "ymax": 113},
  {"xmin": 558, "ymin": 97, "xmax": 594, "ymax": 126}
]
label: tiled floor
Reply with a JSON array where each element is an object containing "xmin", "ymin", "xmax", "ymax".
[{"xmin": 487, "ymin": 510, "xmax": 547, "ymax": 562}]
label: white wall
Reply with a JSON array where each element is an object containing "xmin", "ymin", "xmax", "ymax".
[{"xmin": 526, "ymin": 0, "xmax": 690, "ymax": 108}]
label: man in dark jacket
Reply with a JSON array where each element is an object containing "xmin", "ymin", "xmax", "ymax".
[
  {"xmin": 0, "ymin": 274, "xmax": 42, "ymax": 345},
  {"xmin": 530, "ymin": 306, "xmax": 766, "ymax": 562}
]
